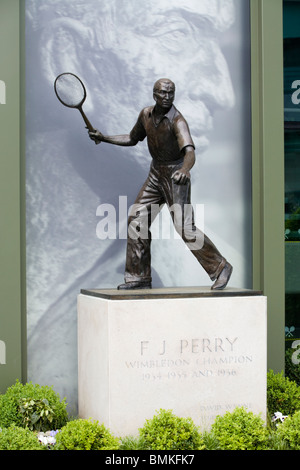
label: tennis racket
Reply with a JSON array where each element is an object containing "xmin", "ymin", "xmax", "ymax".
[{"xmin": 54, "ymin": 72, "xmax": 100, "ymax": 142}]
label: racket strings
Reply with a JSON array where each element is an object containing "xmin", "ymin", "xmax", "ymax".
[{"xmin": 55, "ymin": 73, "xmax": 86, "ymax": 108}]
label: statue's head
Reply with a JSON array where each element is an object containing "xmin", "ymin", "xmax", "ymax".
[{"xmin": 153, "ymin": 78, "xmax": 175, "ymax": 109}]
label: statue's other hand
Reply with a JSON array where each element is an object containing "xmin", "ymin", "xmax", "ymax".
[
  {"xmin": 88, "ymin": 129, "xmax": 103, "ymax": 144},
  {"xmin": 171, "ymin": 168, "xmax": 190, "ymax": 185}
]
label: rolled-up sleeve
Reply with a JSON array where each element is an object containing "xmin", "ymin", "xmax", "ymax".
[
  {"xmin": 174, "ymin": 116, "xmax": 195, "ymax": 152},
  {"xmin": 130, "ymin": 110, "xmax": 147, "ymax": 143}
]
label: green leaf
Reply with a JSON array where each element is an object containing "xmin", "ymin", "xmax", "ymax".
[{"xmin": 31, "ymin": 412, "xmax": 40, "ymax": 424}]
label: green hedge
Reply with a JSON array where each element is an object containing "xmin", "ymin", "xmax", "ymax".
[
  {"xmin": 0, "ymin": 426, "xmax": 46, "ymax": 450},
  {"xmin": 138, "ymin": 409, "xmax": 205, "ymax": 450},
  {"xmin": 0, "ymin": 380, "xmax": 68, "ymax": 431},
  {"xmin": 210, "ymin": 407, "xmax": 268, "ymax": 450},
  {"xmin": 54, "ymin": 418, "xmax": 120, "ymax": 450},
  {"xmin": 1, "ymin": 371, "xmax": 300, "ymax": 450},
  {"xmin": 276, "ymin": 410, "xmax": 300, "ymax": 450},
  {"xmin": 267, "ymin": 370, "xmax": 300, "ymax": 416}
]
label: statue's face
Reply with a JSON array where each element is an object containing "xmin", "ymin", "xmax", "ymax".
[{"xmin": 153, "ymin": 82, "xmax": 175, "ymax": 110}]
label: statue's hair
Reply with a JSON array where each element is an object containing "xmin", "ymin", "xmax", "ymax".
[{"xmin": 153, "ymin": 78, "xmax": 175, "ymax": 93}]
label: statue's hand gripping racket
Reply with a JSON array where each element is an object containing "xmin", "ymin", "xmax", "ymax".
[{"xmin": 54, "ymin": 72, "xmax": 101, "ymax": 144}]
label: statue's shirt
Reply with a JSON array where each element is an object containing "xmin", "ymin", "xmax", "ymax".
[{"xmin": 130, "ymin": 105, "xmax": 195, "ymax": 163}]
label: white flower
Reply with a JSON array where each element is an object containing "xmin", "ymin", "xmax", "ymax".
[
  {"xmin": 37, "ymin": 431, "xmax": 57, "ymax": 446},
  {"xmin": 271, "ymin": 412, "xmax": 288, "ymax": 423}
]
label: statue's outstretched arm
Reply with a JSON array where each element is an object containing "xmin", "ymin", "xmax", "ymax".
[{"xmin": 88, "ymin": 129, "xmax": 138, "ymax": 147}]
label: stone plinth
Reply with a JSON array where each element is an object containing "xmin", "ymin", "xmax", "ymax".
[{"xmin": 77, "ymin": 287, "xmax": 267, "ymax": 436}]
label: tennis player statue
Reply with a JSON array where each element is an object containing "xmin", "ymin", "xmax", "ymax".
[{"xmin": 89, "ymin": 78, "xmax": 233, "ymax": 290}]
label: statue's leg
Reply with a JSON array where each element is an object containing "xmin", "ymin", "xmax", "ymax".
[
  {"xmin": 119, "ymin": 166, "xmax": 164, "ymax": 289},
  {"xmin": 162, "ymin": 164, "xmax": 232, "ymax": 289}
]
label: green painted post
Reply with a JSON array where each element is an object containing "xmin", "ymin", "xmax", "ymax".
[
  {"xmin": 251, "ymin": 0, "xmax": 285, "ymax": 373},
  {"xmin": 0, "ymin": 0, "xmax": 24, "ymax": 392}
]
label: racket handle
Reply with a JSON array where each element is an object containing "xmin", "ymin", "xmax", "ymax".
[
  {"xmin": 78, "ymin": 106, "xmax": 95, "ymax": 132},
  {"xmin": 80, "ymin": 107, "xmax": 100, "ymax": 144}
]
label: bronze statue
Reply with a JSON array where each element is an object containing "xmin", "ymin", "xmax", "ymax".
[{"xmin": 89, "ymin": 78, "xmax": 232, "ymax": 290}]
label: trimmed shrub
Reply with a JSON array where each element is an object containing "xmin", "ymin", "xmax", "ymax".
[
  {"xmin": 119, "ymin": 435, "xmax": 148, "ymax": 450},
  {"xmin": 266, "ymin": 429, "xmax": 290, "ymax": 450},
  {"xmin": 267, "ymin": 370, "xmax": 300, "ymax": 416},
  {"xmin": 0, "ymin": 426, "xmax": 45, "ymax": 450},
  {"xmin": 210, "ymin": 407, "xmax": 268, "ymax": 450},
  {"xmin": 138, "ymin": 409, "xmax": 205, "ymax": 450},
  {"xmin": 276, "ymin": 410, "xmax": 300, "ymax": 450},
  {"xmin": 54, "ymin": 419, "xmax": 120, "ymax": 450},
  {"xmin": 0, "ymin": 380, "xmax": 68, "ymax": 431}
]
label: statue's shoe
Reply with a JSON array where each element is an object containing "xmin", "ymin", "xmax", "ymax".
[
  {"xmin": 211, "ymin": 262, "xmax": 233, "ymax": 290},
  {"xmin": 117, "ymin": 281, "xmax": 152, "ymax": 290}
]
